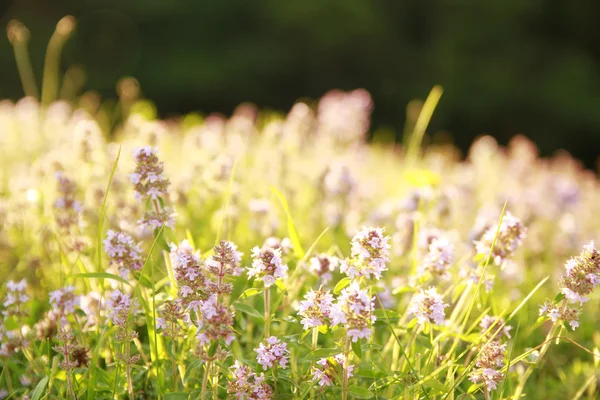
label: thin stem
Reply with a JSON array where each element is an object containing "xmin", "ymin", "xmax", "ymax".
[
  {"xmin": 41, "ymin": 16, "xmax": 76, "ymax": 107},
  {"xmin": 341, "ymin": 335, "xmax": 351, "ymax": 400},
  {"xmin": 512, "ymin": 300, "xmax": 566, "ymax": 399},
  {"xmin": 7, "ymin": 20, "xmax": 39, "ymax": 98},
  {"xmin": 125, "ymin": 338, "xmax": 134, "ymax": 400},
  {"xmin": 264, "ymin": 286, "xmax": 271, "ymax": 338},
  {"xmin": 312, "ymin": 327, "xmax": 319, "ymax": 351},
  {"xmin": 484, "ymin": 389, "xmax": 491, "ymax": 400},
  {"xmin": 212, "ymin": 361, "xmax": 219, "ymax": 399},
  {"xmin": 201, "ymin": 361, "xmax": 211, "ymax": 400}
]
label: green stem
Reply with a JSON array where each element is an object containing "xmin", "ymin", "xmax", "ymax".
[
  {"xmin": 512, "ymin": 300, "xmax": 566, "ymax": 399},
  {"xmin": 201, "ymin": 361, "xmax": 211, "ymax": 400},
  {"xmin": 341, "ymin": 335, "xmax": 351, "ymax": 400},
  {"xmin": 264, "ymin": 286, "xmax": 271, "ymax": 338}
]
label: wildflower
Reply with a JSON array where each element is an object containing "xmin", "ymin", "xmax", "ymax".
[
  {"xmin": 138, "ymin": 208, "xmax": 177, "ymax": 230},
  {"xmin": 254, "ymin": 336, "xmax": 290, "ymax": 370},
  {"xmin": 227, "ymin": 361, "xmax": 272, "ymax": 399},
  {"xmin": 474, "ymin": 212, "xmax": 527, "ymax": 267},
  {"xmin": 539, "ymin": 301, "xmax": 580, "ymax": 331},
  {"xmin": 480, "ymin": 315, "xmax": 512, "ymax": 339},
  {"xmin": 341, "ymin": 227, "xmax": 390, "ymax": 280},
  {"xmin": 559, "ymin": 241, "xmax": 600, "ymax": 305},
  {"xmin": 247, "ymin": 246, "xmax": 288, "ymax": 287},
  {"xmin": 106, "ymin": 290, "xmax": 138, "ymax": 327},
  {"xmin": 53, "ymin": 171, "xmax": 86, "ymax": 252},
  {"xmin": 469, "ymin": 340, "xmax": 506, "ymax": 391},
  {"xmin": 156, "ymin": 299, "xmax": 188, "ymax": 338},
  {"xmin": 103, "ymin": 230, "xmax": 143, "ymax": 278},
  {"xmin": 297, "ymin": 289, "xmax": 334, "ymax": 330},
  {"xmin": 308, "ymin": 254, "xmax": 340, "ymax": 284},
  {"xmin": 407, "ymin": 287, "xmax": 448, "ymax": 326},
  {"xmin": 313, "ymin": 354, "xmax": 354, "ymax": 387},
  {"xmin": 418, "ymin": 237, "xmax": 454, "ymax": 279},
  {"xmin": 321, "ymin": 163, "xmax": 356, "ymax": 197},
  {"xmin": 169, "ymin": 240, "xmax": 207, "ymax": 302},
  {"xmin": 130, "ymin": 146, "xmax": 170, "ymax": 201},
  {"xmin": 205, "ymin": 240, "xmax": 244, "ymax": 295},
  {"xmin": 49, "ymin": 286, "xmax": 80, "ymax": 325},
  {"xmin": 2, "ymin": 279, "xmax": 29, "ymax": 318},
  {"xmin": 194, "ymin": 294, "xmax": 236, "ymax": 345},
  {"xmin": 330, "ymin": 282, "xmax": 376, "ymax": 342}
]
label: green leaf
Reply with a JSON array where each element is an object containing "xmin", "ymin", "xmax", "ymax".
[
  {"xmin": 305, "ymin": 348, "xmax": 340, "ymax": 361},
  {"xmin": 333, "ymin": 277, "xmax": 352, "ymax": 295},
  {"xmin": 352, "ymin": 340, "xmax": 363, "ymax": 359},
  {"xmin": 270, "ymin": 186, "xmax": 304, "ymax": 259},
  {"xmin": 239, "ymin": 288, "xmax": 262, "ymax": 300},
  {"xmin": 373, "ymin": 309, "xmax": 400, "ymax": 323},
  {"xmin": 184, "ymin": 359, "xmax": 204, "ymax": 384},
  {"xmin": 457, "ymin": 394, "xmax": 476, "ymax": 400},
  {"xmin": 164, "ymin": 393, "xmax": 189, "ymax": 400},
  {"xmin": 233, "ymin": 302, "xmax": 264, "ymax": 320},
  {"xmin": 423, "ymin": 379, "xmax": 448, "ymax": 392},
  {"xmin": 68, "ymin": 272, "xmax": 131, "ymax": 286},
  {"xmin": 553, "ymin": 292, "xmax": 566, "ymax": 303},
  {"xmin": 347, "ymin": 385, "xmax": 374, "ymax": 399},
  {"xmin": 31, "ymin": 376, "xmax": 49, "ymax": 400}
]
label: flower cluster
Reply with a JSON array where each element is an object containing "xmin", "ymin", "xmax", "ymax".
[
  {"xmin": 169, "ymin": 240, "xmax": 206, "ymax": 303},
  {"xmin": 330, "ymin": 282, "xmax": 376, "ymax": 341},
  {"xmin": 130, "ymin": 147, "xmax": 170, "ymax": 201},
  {"xmin": 469, "ymin": 340, "xmax": 506, "ymax": 391},
  {"xmin": 194, "ymin": 294, "xmax": 236, "ymax": 346},
  {"xmin": 247, "ymin": 246, "xmax": 288, "ymax": 287},
  {"xmin": 227, "ymin": 361, "xmax": 272, "ymax": 399},
  {"xmin": 418, "ymin": 237, "xmax": 454, "ymax": 280},
  {"xmin": 106, "ymin": 290, "xmax": 138, "ymax": 327},
  {"xmin": 103, "ymin": 230, "xmax": 143, "ymax": 278},
  {"xmin": 308, "ymin": 254, "xmax": 339, "ymax": 284},
  {"xmin": 313, "ymin": 354, "xmax": 354, "ymax": 387},
  {"xmin": 341, "ymin": 227, "xmax": 390, "ymax": 280},
  {"xmin": 156, "ymin": 299, "xmax": 189, "ymax": 338},
  {"xmin": 479, "ymin": 315, "xmax": 512, "ymax": 339},
  {"xmin": 130, "ymin": 147, "xmax": 176, "ymax": 230},
  {"xmin": 49, "ymin": 285, "xmax": 80, "ymax": 325},
  {"xmin": 297, "ymin": 289, "xmax": 334, "ymax": 330},
  {"xmin": 539, "ymin": 301, "xmax": 580, "ymax": 330},
  {"xmin": 254, "ymin": 336, "xmax": 290, "ymax": 370},
  {"xmin": 407, "ymin": 287, "xmax": 448, "ymax": 326},
  {"xmin": 474, "ymin": 212, "xmax": 527, "ymax": 267},
  {"xmin": 54, "ymin": 171, "xmax": 86, "ymax": 252},
  {"xmin": 2, "ymin": 279, "xmax": 29, "ymax": 318},
  {"xmin": 204, "ymin": 240, "xmax": 243, "ymax": 295},
  {"xmin": 559, "ymin": 241, "xmax": 600, "ymax": 305}
]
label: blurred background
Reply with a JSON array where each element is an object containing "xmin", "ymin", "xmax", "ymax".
[{"xmin": 1, "ymin": 1, "xmax": 599, "ymax": 166}]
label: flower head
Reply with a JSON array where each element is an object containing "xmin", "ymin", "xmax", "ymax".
[
  {"xmin": 308, "ymin": 254, "xmax": 340, "ymax": 284},
  {"xmin": 297, "ymin": 289, "xmax": 334, "ymax": 330},
  {"xmin": 474, "ymin": 212, "xmax": 526, "ymax": 267},
  {"xmin": 559, "ymin": 241, "xmax": 600, "ymax": 305},
  {"xmin": 469, "ymin": 340, "xmax": 506, "ymax": 391},
  {"xmin": 407, "ymin": 287, "xmax": 448, "ymax": 326},
  {"xmin": 227, "ymin": 361, "xmax": 272, "ymax": 399},
  {"xmin": 330, "ymin": 282, "xmax": 376, "ymax": 341},
  {"xmin": 103, "ymin": 230, "xmax": 143, "ymax": 278},
  {"xmin": 341, "ymin": 227, "xmax": 390, "ymax": 280},
  {"xmin": 130, "ymin": 147, "xmax": 170, "ymax": 201},
  {"xmin": 247, "ymin": 246, "xmax": 288, "ymax": 287},
  {"xmin": 254, "ymin": 336, "xmax": 290, "ymax": 370}
]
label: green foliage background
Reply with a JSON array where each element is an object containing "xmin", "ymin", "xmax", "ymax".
[{"xmin": 1, "ymin": 0, "xmax": 600, "ymax": 165}]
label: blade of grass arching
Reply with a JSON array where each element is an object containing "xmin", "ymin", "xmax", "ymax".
[
  {"xmin": 458, "ymin": 201, "xmax": 508, "ymax": 333},
  {"xmin": 374, "ymin": 293, "xmax": 431, "ymax": 400},
  {"xmin": 151, "ymin": 254, "xmax": 165, "ymax": 397},
  {"xmin": 95, "ymin": 146, "xmax": 121, "ymax": 273},
  {"xmin": 270, "ymin": 186, "xmax": 305, "ymax": 259},
  {"xmin": 288, "ymin": 227, "xmax": 329, "ymax": 288},
  {"xmin": 499, "ymin": 322, "xmax": 521, "ymax": 399},
  {"xmin": 443, "ymin": 276, "xmax": 548, "ymax": 399},
  {"xmin": 405, "ymin": 85, "xmax": 443, "ymax": 167},
  {"xmin": 215, "ymin": 158, "xmax": 238, "ymax": 246}
]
